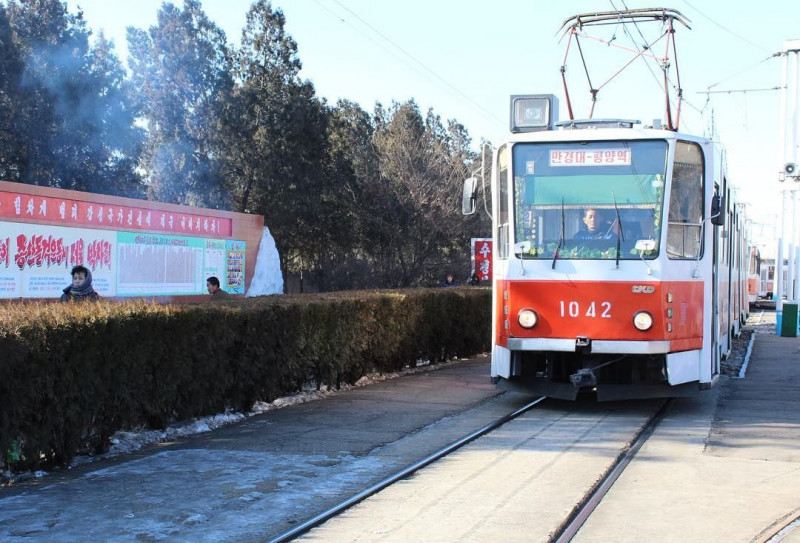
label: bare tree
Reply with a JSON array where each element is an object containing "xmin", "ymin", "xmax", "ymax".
[{"xmin": 367, "ymin": 100, "xmax": 477, "ymax": 286}]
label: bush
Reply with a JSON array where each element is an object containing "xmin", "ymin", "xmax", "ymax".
[{"xmin": 0, "ymin": 287, "xmax": 490, "ymax": 471}]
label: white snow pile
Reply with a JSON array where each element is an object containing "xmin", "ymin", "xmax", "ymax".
[{"xmin": 246, "ymin": 226, "xmax": 283, "ymax": 296}]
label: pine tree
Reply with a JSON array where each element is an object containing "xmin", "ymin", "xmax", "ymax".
[{"xmin": 128, "ymin": 0, "xmax": 233, "ymax": 207}]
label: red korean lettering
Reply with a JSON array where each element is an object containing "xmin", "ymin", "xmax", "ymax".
[
  {"xmin": 70, "ymin": 239, "xmax": 84, "ymax": 266},
  {"xmin": 32, "ymin": 235, "xmax": 46, "ymax": 267},
  {"xmin": 14, "ymin": 234, "xmax": 28, "ymax": 269},
  {"xmin": 87, "ymin": 240, "xmax": 112, "ymax": 270},
  {"xmin": 43, "ymin": 236, "xmax": 66, "ymax": 267},
  {"xmin": 15, "ymin": 234, "xmax": 46, "ymax": 269},
  {"xmin": 0, "ymin": 237, "xmax": 9, "ymax": 268}
]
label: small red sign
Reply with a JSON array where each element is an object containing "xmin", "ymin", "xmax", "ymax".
[{"xmin": 472, "ymin": 238, "xmax": 492, "ymax": 281}]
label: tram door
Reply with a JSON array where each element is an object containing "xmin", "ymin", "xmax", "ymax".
[
  {"xmin": 491, "ymin": 146, "xmax": 511, "ymax": 379},
  {"xmin": 720, "ymin": 185, "xmax": 733, "ymax": 357},
  {"xmin": 710, "ymin": 181, "xmax": 722, "ymax": 377}
]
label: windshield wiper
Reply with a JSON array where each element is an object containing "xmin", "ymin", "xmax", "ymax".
[
  {"xmin": 612, "ymin": 193, "xmax": 625, "ymax": 269},
  {"xmin": 552, "ymin": 199, "xmax": 565, "ymax": 270}
]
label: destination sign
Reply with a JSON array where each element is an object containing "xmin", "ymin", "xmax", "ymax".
[{"xmin": 549, "ymin": 149, "xmax": 631, "ymax": 166}]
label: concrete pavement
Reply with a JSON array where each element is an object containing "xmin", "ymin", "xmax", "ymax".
[{"xmin": 575, "ymin": 326, "xmax": 800, "ymax": 542}]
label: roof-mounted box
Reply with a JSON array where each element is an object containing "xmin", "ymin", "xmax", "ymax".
[{"xmin": 510, "ymin": 94, "xmax": 558, "ymax": 133}]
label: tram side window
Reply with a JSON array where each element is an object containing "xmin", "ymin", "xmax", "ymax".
[
  {"xmin": 667, "ymin": 141, "xmax": 703, "ymax": 259},
  {"xmin": 497, "ymin": 146, "xmax": 509, "ymax": 259}
]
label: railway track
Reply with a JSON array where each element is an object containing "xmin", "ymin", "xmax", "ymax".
[
  {"xmin": 267, "ymin": 396, "xmax": 548, "ymax": 543},
  {"xmin": 552, "ymin": 399, "xmax": 674, "ymax": 542},
  {"xmin": 267, "ymin": 395, "xmax": 670, "ymax": 542}
]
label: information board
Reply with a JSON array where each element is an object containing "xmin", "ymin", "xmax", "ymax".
[{"xmin": 0, "ymin": 221, "xmax": 246, "ymax": 298}]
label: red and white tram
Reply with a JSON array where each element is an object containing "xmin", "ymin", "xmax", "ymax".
[{"xmin": 463, "ymin": 94, "xmax": 751, "ymax": 401}]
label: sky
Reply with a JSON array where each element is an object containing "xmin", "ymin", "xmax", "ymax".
[{"xmin": 57, "ymin": 0, "xmax": 800, "ymax": 248}]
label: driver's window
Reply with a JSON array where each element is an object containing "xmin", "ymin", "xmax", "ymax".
[{"xmin": 667, "ymin": 141, "xmax": 703, "ymax": 259}]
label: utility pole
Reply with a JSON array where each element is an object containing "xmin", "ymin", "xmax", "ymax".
[{"xmin": 776, "ymin": 39, "xmax": 800, "ymax": 335}]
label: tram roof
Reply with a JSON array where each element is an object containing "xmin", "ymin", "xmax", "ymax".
[{"xmin": 504, "ymin": 123, "xmax": 711, "ymax": 145}]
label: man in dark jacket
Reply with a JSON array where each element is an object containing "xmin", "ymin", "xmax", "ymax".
[
  {"xmin": 206, "ymin": 276, "xmax": 230, "ymax": 301},
  {"xmin": 573, "ymin": 208, "xmax": 619, "ymax": 240}
]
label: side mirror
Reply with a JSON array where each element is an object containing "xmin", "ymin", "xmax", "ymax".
[
  {"xmin": 710, "ymin": 194, "xmax": 725, "ymax": 226},
  {"xmin": 462, "ymin": 177, "xmax": 478, "ymax": 215}
]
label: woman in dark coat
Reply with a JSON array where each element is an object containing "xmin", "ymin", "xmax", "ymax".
[{"xmin": 60, "ymin": 265, "xmax": 100, "ymax": 302}]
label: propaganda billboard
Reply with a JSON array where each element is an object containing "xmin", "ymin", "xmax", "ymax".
[
  {"xmin": 0, "ymin": 223, "xmax": 246, "ymax": 298},
  {"xmin": 0, "ymin": 182, "xmax": 260, "ymax": 299}
]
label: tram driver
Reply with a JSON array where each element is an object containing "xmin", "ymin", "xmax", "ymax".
[{"xmin": 573, "ymin": 208, "xmax": 619, "ymax": 240}]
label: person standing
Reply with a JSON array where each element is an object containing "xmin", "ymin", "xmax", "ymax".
[
  {"xmin": 441, "ymin": 272, "xmax": 459, "ymax": 287},
  {"xmin": 206, "ymin": 276, "xmax": 230, "ymax": 301},
  {"xmin": 60, "ymin": 265, "xmax": 100, "ymax": 302}
]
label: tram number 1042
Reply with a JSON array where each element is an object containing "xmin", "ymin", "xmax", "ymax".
[{"xmin": 559, "ymin": 300, "xmax": 612, "ymax": 318}]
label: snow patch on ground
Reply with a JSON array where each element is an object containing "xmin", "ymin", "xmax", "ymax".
[{"xmin": 4, "ymin": 356, "xmax": 477, "ymax": 484}]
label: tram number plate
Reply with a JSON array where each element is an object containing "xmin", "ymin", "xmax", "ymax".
[{"xmin": 559, "ymin": 300, "xmax": 611, "ymax": 318}]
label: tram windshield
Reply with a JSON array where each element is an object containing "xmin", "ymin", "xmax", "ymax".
[{"xmin": 513, "ymin": 140, "xmax": 667, "ymax": 260}]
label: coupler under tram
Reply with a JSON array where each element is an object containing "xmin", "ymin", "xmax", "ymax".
[{"xmin": 498, "ymin": 350, "xmax": 700, "ymax": 402}]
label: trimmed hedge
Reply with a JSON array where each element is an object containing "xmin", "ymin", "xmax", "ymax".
[{"xmin": 0, "ymin": 287, "xmax": 490, "ymax": 471}]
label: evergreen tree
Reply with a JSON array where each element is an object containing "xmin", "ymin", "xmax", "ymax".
[
  {"xmin": 223, "ymin": 0, "xmax": 327, "ymax": 272},
  {"xmin": 310, "ymin": 99, "xmax": 379, "ymax": 290},
  {"xmin": 0, "ymin": 4, "xmax": 26, "ymax": 180},
  {"xmin": 3, "ymin": 0, "xmax": 142, "ymax": 195},
  {"xmin": 128, "ymin": 0, "xmax": 233, "ymax": 207},
  {"xmin": 81, "ymin": 32, "xmax": 144, "ymax": 197}
]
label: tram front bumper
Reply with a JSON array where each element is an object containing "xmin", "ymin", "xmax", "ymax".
[{"xmin": 506, "ymin": 337, "xmax": 670, "ymax": 354}]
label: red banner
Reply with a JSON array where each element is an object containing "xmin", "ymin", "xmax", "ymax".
[
  {"xmin": 0, "ymin": 190, "xmax": 232, "ymax": 237},
  {"xmin": 472, "ymin": 238, "xmax": 492, "ymax": 281}
]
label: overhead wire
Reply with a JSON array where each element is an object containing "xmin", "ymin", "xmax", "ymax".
[
  {"xmin": 693, "ymin": 53, "xmax": 779, "ymax": 137},
  {"xmin": 704, "ymin": 54, "xmax": 781, "ymax": 91},
  {"xmin": 677, "ymin": 0, "xmax": 781, "ymax": 128},
  {"xmin": 616, "ymin": 0, "xmax": 782, "ymax": 135},
  {"xmin": 699, "ymin": 86, "xmax": 782, "ymax": 95},
  {"xmin": 679, "ymin": 0, "xmax": 773, "ymax": 54},
  {"xmin": 312, "ymin": 0, "xmax": 507, "ymax": 130},
  {"xmin": 309, "ymin": 0, "xmax": 345, "ymax": 23}
]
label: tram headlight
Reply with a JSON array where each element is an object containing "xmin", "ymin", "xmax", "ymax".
[
  {"xmin": 518, "ymin": 309, "xmax": 539, "ymax": 329},
  {"xmin": 633, "ymin": 311, "xmax": 654, "ymax": 331}
]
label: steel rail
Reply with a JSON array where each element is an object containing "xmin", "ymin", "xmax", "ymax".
[
  {"xmin": 266, "ymin": 396, "xmax": 547, "ymax": 543},
  {"xmin": 552, "ymin": 398, "xmax": 675, "ymax": 543}
]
